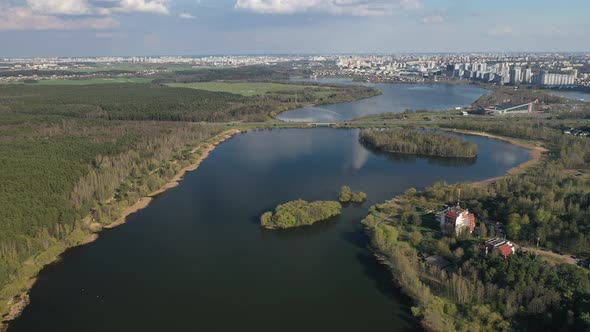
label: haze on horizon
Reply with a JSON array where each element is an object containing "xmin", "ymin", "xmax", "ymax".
[{"xmin": 0, "ymin": 0, "xmax": 589, "ymax": 58}]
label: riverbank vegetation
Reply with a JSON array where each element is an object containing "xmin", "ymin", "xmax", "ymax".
[
  {"xmin": 339, "ymin": 186, "xmax": 367, "ymax": 204},
  {"xmin": 260, "ymin": 200, "xmax": 342, "ymax": 229},
  {"xmin": 359, "ymin": 129, "xmax": 478, "ymax": 158},
  {"xmin": 359, "ymin": 106, "xmax": 590, "ymax": 331},
  {"xmin": 0, "ymin": 113, "xmax": 231, "ymax": 324},
  {"xmin": 0, "ymin": 71, "xmax": 379, "ymax": 326},
  {"xmin": 363, "ymin": 183, "xmax": 590, "ymax": 331}
]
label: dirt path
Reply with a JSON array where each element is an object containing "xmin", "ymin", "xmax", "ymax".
[{"xmin": 521, "ymin": 246, "xmax": 577, "ymax": 265}]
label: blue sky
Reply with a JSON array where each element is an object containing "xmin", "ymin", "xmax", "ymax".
[{"xmin": 0, "ymin": 0, "xmax": 588, "ymax": 57}]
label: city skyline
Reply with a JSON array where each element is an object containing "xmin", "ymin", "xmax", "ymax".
[{"xmin": 0, "ymin": 0, "xmax": 589, "ymax": 57}]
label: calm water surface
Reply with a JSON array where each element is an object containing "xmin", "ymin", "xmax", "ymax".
[
  {"xmin": 547, "ymin": 89, "xmax": 590, "ymax": 102},
  {"xmin": 278, "ymin": 78, "xmax": 488, "ymax": 122},
  {"xmin": 9, "ymin": 129, "xmax": 530, "ymax": 332}
]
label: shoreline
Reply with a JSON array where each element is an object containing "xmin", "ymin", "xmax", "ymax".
[
  {"xmin": 442, "ymin": 128, "xmax": 548, "ymax": 186},
  {"xmin": 1, "ymin": 126, "xmax": 544, "ymax": 330},
  {"xmin": 1, "ymin": 129, "xmax": 242, "ymax": 329},
  {"xmin": 270, "ymin": 88, "xmax": 382, "ymax": 118},
  {"xmin": 362, "ymin": 131, "xmax": 549, "ymax": 331}
]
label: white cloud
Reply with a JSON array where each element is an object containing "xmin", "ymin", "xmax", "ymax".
[
  {"xmin": 178, "ymin": 12, "xmax": 195, "ymax": 19},
  {"xmin": 0, "ymin": 7, "xmax": 119, "ymax": 31},
  {"xmin": 114, "ymin": 0, "xmax": 171, "ymax": 15},
  {"xmin": 488, "ymin": 25, "xmax": 513, "ymax": 37},
  {"xmin": 423, "ymin": 15, "xmax": 444, "ymax": 24},
  {"xmin": 24, "ymin": 0, "xmax": 172, "ymax": 16},
  {"xmin": 234, "ymin": 0, "xmax": 423, "ymax": 16},
  {"xmin": 0, "ymin": 0, "xmax": 175, "ymax": 31},
  {"xmin": 27, "ymin": 0, "xmax": 96, "ymax": 15}
]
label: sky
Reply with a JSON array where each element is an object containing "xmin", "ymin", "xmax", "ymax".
[{"xmin": 0, "ymin": 0, "xmax": 589, "ymax": 57}]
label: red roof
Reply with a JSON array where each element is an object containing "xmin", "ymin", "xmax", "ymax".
[
  {"xmin": 445, "ymin": 211, "xmax": 460, "ymax": 219},
  {"xmin": 498, "ymin": 244, "xmax": 513, "ymax": 257}
]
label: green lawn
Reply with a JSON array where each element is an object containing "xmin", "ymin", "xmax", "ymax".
[{"xmin": 166, "ymin": 82, "xmax": 313, "ymax": 96}]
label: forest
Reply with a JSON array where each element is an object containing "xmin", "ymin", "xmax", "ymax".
[
  {"xmin": 0, "ymin": 112, "xmax": 227, "ymax": 319},
  {"xmin": 260, "ymin": 200, "xmax": 342, "ymax": 229},
  {"xmin": 0, "ymin": 73, "xmax": 380, "ymax": 324},
  {"xmin": 0, "ymin": 82, "xmax": 378, "ymax": 122},
  {"xmin": 438, "ymin": 118, "xmax": 590, "ymax": 254},
  {"xmin": 363, "ymin": 187, "xmax": 590, "ymax": 332},
  {"xmin": 359, "ymin": 129, "xmax": 478, "ymax": 158},
  {"xmin": 359, "ymin": 108, "xmax": 590, "ymax": 331}
]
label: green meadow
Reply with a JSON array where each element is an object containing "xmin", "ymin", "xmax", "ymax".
[{"xmin": 166, "ymin": 81, "xmax": 315, "ymax": 96}]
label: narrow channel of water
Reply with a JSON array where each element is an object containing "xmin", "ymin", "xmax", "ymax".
[{"xmin": 9, "ymin": 128, "xmax": 530, "ymax": 332}]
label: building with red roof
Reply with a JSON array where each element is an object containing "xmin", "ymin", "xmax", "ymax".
[
  {"xmin": 439, "ymin": 204, "xmax": 476, "ymax": 235},
  {"xmin": 481, "ymin": 238, "xmax": 516, "ymax": 258}
]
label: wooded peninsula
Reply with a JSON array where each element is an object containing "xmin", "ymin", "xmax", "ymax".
[{"xmin": 359, "ymin": 129, "xmax": 478, "ymax": 158}]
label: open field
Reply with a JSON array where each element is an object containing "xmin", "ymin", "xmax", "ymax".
[
  {"xmin": 166, "ymin": 81, "xmax": 317, "ymax": 96},
  {"xmin": 20, "ymin": 78, "xmax": 152, "ymax": 85}
]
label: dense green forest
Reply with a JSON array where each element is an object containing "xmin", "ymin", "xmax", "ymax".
[
  {"xmin": 437, "ymin": 119, "xmax": 590, "ymax": 254},
  {"xmin": 359, "ymin": 109, "xmax": 590, "ymax": 331},
  {"xmin": 363, "ymin": 186, "xmax": 590, "ymax": 331},
  {"xmin": 338, "ymin": 186, "xmax": 367, "ymax": 204},
  {"xmin": 359, "ymin": 129, "xmax": 478, "ymax": 158},
  {"xmin": 260, "ymin": 200, "xmax": 342, "ymax": 229},
  {"xmin": 0, "ymin": 112, "xmax": 227, "ymax": 319},
  {"xmin": 154, "ymin": 66, "xmax": 289, "ymax": 83},
  {"xmin": 0, "ymin": 82, "xmax": 378, "ymax": 122},
  {"xmin": 0, "ymin": 75, "xmax": 378, "ymax": 325}
]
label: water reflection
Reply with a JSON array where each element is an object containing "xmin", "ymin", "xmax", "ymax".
[
  {"xmin": 360, "ymin": 140, "xmax": 478, "ymax": 167},
  {"xmin": 9, "ymin": 128, "xmax": 532, "ymax": 332}
]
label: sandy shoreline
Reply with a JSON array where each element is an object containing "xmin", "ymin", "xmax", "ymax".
[
  {"xmin": 0, "ymin": 129, "xmax": 242, "ymax": 329},
  {"xmin": 442, "ymin": 128, "xmax": 548, "ymax": 186}
]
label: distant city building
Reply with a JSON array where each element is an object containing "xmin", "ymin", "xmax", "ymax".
[
  {"xmin": 539, "ymin": 70, "xmax": 575, "ymax": 86},
  {"xmin": 509, "ymin": 65, "xmax": 522, "ymax": 85},
  {"xmin": 523, "ymin": 67, "xmax": 533, "ymax": 84}
]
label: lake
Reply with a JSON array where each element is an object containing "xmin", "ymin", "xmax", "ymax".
[
  {"xmin": 546, "ymin": 89, "xmax": 590, "ymax": 102},
  {"xmin": 277, "ymin": 78, "xmax": 489, "ymax": 122},
  {"xmin": 8, "ymin": 128, "xmax": 530, "ymax": 332}
]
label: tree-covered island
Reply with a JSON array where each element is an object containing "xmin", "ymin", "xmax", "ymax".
[
  {"xmin": 339, "ymin": 186, "xmax": 367, "ymax": 204},
  {"xmin": 260, "ymin": 199, "xmax": 342, "ymax": 229},
  {"xmin": 360, "ymin": 129, "xmax": 478, "ymax": 158}
]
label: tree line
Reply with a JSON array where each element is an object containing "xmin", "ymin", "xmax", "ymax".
[
  {"xmin": 360, "ymin": 129, "xmax": 478, "ymax": 158},
  {"xmin": 260, "ymin": 200, "xmax": 342, "ymax": 229}
]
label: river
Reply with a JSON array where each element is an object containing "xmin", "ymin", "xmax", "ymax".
[
  {"xmin": 546, "ymin": 89, "xmax": 590, "ymax": 102},
  {"xmin": 277, "ymin": 78, "xmax": 489, "ymax": 122},
  {"xmin": 8, "ymin": 127, "xmax": 530, "ymax": 332}
]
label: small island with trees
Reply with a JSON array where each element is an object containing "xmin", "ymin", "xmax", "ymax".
[
  {"xmin": 260, "ymin": 199, "xmax": 342, "ymax": 229},
  {"xmin": 359, "ymin": 129, "xmax": 478, "ymax": 158},
  {"xmin": 339, "ymin": 186, "xmax": 367, "ymax": 204}
]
